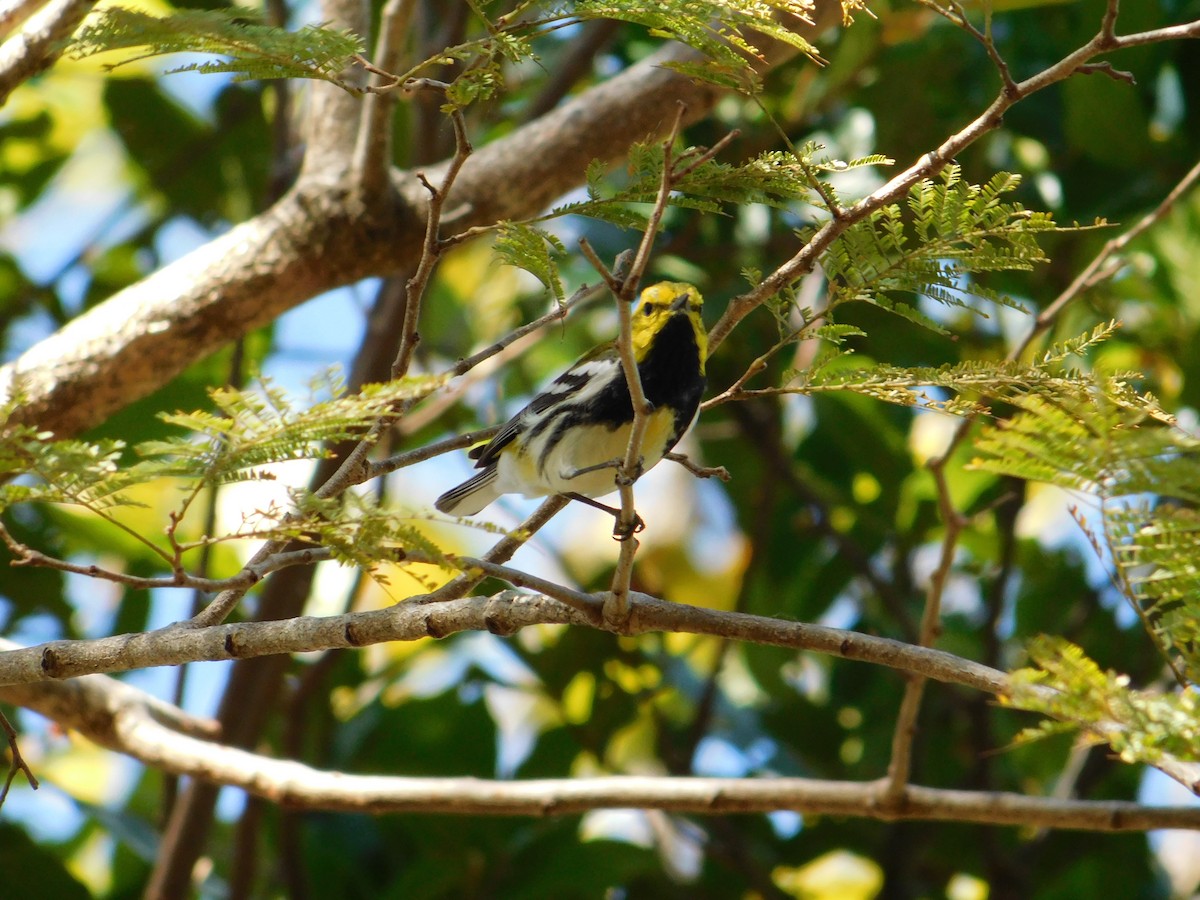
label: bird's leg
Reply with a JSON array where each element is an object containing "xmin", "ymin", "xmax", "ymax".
[
  {"xmin": 563, "ymin": 492, "xmax": 645, "ymax": 541},
  {"xmin": 563, "ymin": 456, "xmax": 646, "ymax": 482},
  {"xmin": 564, "ymin": 457, "xmax": 621, "ymax": 479}
]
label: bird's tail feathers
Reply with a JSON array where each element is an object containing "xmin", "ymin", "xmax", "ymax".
[{"xmin": 434, "ymin": 467, "xmax": 502, "ymax": 516}]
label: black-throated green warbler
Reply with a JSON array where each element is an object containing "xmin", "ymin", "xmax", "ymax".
[{"xmin": 435, "ymin": 282, "xmax": 707, "ymax": 519}]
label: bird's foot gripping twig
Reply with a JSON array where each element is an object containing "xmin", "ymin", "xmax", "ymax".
[{"xmin": 563, "ymin": 492, "xmax": 645, "ymax": 541}]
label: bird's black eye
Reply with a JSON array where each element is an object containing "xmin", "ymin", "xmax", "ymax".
[{"xmin": 642, "ymin": 303, "xmax": 657, "ymax": 316}]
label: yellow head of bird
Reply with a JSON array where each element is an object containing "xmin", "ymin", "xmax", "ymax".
[{"xmin": 631, "ymin": 282, "xmax": 707, "ymax": 370}]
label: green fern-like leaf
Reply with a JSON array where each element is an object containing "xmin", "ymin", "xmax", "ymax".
[
  {"xmin": 1108, "ymin": 503, "xmax": 1200, "ymax": 681},
  {"xmin": 1006, "ymin": 636, "xmax": 1200, "ymax": 764},
  {"xmin": 572, "ymin": 0, "xmax": 822, "ymax": 76},
  {"xmin": 792, "ymin": 353, "xmax": 1113, "ymax": 417},
  {"xmin": 0, "ymin": 429, "xmax": 146, "ymax": 513},
  {"xmin": 971, "ymin": 380, "xmax": 1183, "ymax": 498},
  {"xmin": 0, "ymin": 375, "xmax": 441, "ymax": 524},
  {"xmin": 552, "ymin": 142, "xmax": 882, "ymax": 229},
  {"xmin": 69, "ymin": 8, "xmax": 364, "ymax": 86},
  {"xmin": 971, "ymin": 375, "xmax": 1200, "ymax": 682},
  {"xmin": 279, "ymin": 489, "xmax": 449, "ymax": 571},
  {"xmin": 821, "ymin": 165, "xmax": 1080, "ymax": 330},
  {"xmin": 494, "ymin": 223, "xmax": 567, "ymax": 303},
  {"xmin": 141, "ymin": 375, "xmax": 443, "ymax": 485}
]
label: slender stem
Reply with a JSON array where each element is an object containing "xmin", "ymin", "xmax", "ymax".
[
  {"xmin": 392, "ymin": 105, "xmax": 472, "ymax": 381},
  {"xmin": 0, "ymin": 708, "xmax": 38, "ymax": 809},
  {"xmin": 604, "ymin": 104, "xmax": 691, "ymax": 626},
  {"xmin": 882, "ymin": 458, "xmax": 964, "ymax": 803}
]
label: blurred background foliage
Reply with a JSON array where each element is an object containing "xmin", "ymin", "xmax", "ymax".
[{"xmin": 4, "ymin": 0, "xmax": 1200, "ymax": 897}]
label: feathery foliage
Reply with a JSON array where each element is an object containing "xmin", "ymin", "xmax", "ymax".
[
  {"xmin": 139, "ymin": 374, "xmax": 441, "ymax": 485},
  {"xmin": 975, "ymin": 375, "xmax": 1200, "ymax": 703},
  {"xmin": 241, "ymin": 488, "xmax": 449, "ymax": 572},
  {"xmin": 820, "ymin": 166, "xmax": 1072, "ymax": 333},
  {"xmin": 556, "ymin": 142, "xmax": 889, "ymax": 227},
  {"xmin": 1107, "ymin": 503, "xmax": 1200, "ymax": 682},
  {"xmin": 494, "ymin": 142, "xmax": 888, "ymax": 291},
  {"xmin": 65, "ymin": 0, "xmax": 852, "ymax": 101},
  {"xmin": 570, "ymin": 0, "xmax": 825, "ymax": 88},
  {"xmin": 0, "ymin": 375, "xmax": 442, "ymax": 570},
  {"xmin": 1007, "ymin": 637, "xmax": 1200, "ymax": 765},
  {"xmin": 494, "ymin": 223, "xmax": 567, "ymax": 303},
  {"xmin": 971, "ymin": 378, "xmax": 1180, "ymax": 497},
  {"xmin": 69, "ymin": 8, "xmax": 364, "ymax": 85}
]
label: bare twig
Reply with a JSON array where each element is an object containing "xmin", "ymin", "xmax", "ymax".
[
  {"xmin": 917, "ymin": 0, "xmax": 1017, "ymax": 94},
  {"xmin": 0, "ymin": 708, "xmax": 37, "ymax": 808},
  {"xmin": 3, "ymin": 530, "xmax": 332, "ymax": 594},
  {"xmin": 882, "ymin": 456, "xmax": 965, "ymax": 805},
  {"xmin": 665, "ymin": 452, "xmax": 731, "ymax": 483},
  {"xmin": 369, "ymin": 427, "xmax": 502, "ymax": 480},
  {"xmin": 1029, "ymin": 156, "xmax": 1200, "ymax": 345},
  {"xmin": 606, "ymin": 104, "xmax": 703, "ymax": 625},
  {"xmin": 449, "ymin": 277, "xmax": 610, "ymax": 378},
  {"xmin": 393, "ymin": 104, "xmax": 473, "ymax": 381},
  {"xmin": 405, "ymin": 495, "xmax": 571, "ymax": 614}
]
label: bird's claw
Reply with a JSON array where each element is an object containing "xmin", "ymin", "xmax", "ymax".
[{"xmin": 611, "ymin": 514, "xmax": 645, "ymax": 541}]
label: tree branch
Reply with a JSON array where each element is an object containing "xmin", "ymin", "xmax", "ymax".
[
  {"xmin": 705, "ymin": 14, "xmax": 1200, "ymax": 354},
  {"xmin": 0, "ymin": 0, "xmax": 95, "ymax": 106},
  {"xmin": 0, "ymin": 592, "xmax": 1005, "ymax": 695},
  {"xmin": 0, "ymin": 40, "xmax": 738, "ymax": 439},
  {"xmin": 8, "ymin": 669, "xmax": 1200, "ymax": 830}
]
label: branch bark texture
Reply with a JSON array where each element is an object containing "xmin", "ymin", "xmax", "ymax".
[{"xmin": 0, "ymin": 42, "xmax": 727, "ymax": 438}]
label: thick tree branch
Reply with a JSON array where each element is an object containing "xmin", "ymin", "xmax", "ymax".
[
  {"xmin": 0, "ymin": 41, "xmax": 733, "ymax": 438},
  {"xmin": 8, "ymin": 668, "xmax": 1200, "ymax": 830},
  {"xmin": 300, "ymin": 0, "xmax": 369, "ymax": 174},
  {"xmin": 0, "ymin": 0, "xmax": 95, "ymax": 106},
  {"xmin": 0, "ymin": 592, "xmax": 1005, "ymax": 695}
]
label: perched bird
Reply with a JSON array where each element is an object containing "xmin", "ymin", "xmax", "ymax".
[{"xmin": 435, "ymin": 282, "xmax": 707, "ymax": 526}]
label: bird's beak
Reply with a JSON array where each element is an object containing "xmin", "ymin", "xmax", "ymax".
[{"xmin": 670, "ymin": 291, "xmax": 692, "ymax": 313}]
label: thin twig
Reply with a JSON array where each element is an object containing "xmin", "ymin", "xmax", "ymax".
[
  {"xmin": 665, "ymin": 452, "xmax": 731, "ymax": 483},
  {"xmin": 0, "ymin": 708, "xmax": 37, "ymax": 809},
  {"xmin": 603, "ymin": 104, "xmax": 693, "ymax": 625},
  {"xmin": 393, "ymin": 105, "xmax": 473, "ymax": 381},
  {"xmin": 917, "ymin": 0, "xmax": 1017, "ymax": 94},
  {"xmin": 448, "ymin": 556, "xmax": 601, "ymax": 619},
  {"xmin": 4, "ymin": 522, "xmax": 333, "ymax": 594},
  {"xmin": 450, "ymin": 278, "xmax": 609, "ymax": 378},
  {"xmin": 882, "ymin": 457, "xmax": 965, "ymax": 804},
  {"xmin": 405, "ymin": 495, "xmax": 570, "ymax": 615},
  {"xmin": 369, "ymin": 427, "xmax": 502, "ymax": 480}
]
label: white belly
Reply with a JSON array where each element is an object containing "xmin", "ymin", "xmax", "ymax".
[{"xmin": 493, "ymin": 407, "xmax": 680, "ymax": 500}]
